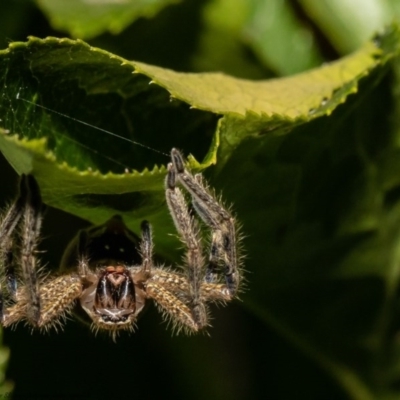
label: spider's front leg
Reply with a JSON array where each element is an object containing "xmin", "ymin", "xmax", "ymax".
[
  {"xmin": 0, "ymin": 175, "xmax": 44, "ymax": 325},
  {"xmin": 0, "ymin": 175, "xmax": 82, "ymax": 329},
  {"xmin": 0, "ymin": 175, "xmax": 29, "ymax": 311},
  {"xmin": 3, "ymin": 274, "xmax": 82, "ymax": 329},
  {"xmin": 170, "ymin": 149, "xmax": 240, "ymax": 297},
  {"xmin": 165, "ymin": 152, "xmax": 210, "ymax": 330},
  {"xmin": 137, "ymin": 219, "xmax": 202, "ymax": 332}
]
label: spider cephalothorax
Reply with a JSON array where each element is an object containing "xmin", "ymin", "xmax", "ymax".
[{"xmin": 0, "ymin": 149, "xmax": 242, "ymax": 337}]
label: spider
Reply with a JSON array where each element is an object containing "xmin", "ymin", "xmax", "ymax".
[{"xmin": 0, "ymin": 148, "xmax": 242, "ymax": 337}]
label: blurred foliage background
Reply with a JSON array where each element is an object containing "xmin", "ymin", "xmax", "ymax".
[{"xmin": 2, "ymin": 1, "xmax": 400, "ymax": 399}]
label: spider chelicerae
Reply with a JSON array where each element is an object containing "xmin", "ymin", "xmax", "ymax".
[{"xmin": 0, "ymin": 148, "xmax": 242, "ymax": 336}]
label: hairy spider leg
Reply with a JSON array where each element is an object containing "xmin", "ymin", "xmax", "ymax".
[
  {"xmin": 165, "ymin": 156, "xmax": 208, "ymax": 329},
  {"xmin": 170, "ymin": 148, "xmax": 239, "ymax": 297},
  {"xmin": 19, "ymin": 175, "xmax": 44, "ymax": 325},
  {"xmin": 192, "ymin": 174, "xmax": 221, "ymax": 284},
  {"xmin": 0, "ymin": 176, "xmax": 28, "ymax": 319},
  {"xmin": 136, "ymin": 219, "xmax": 199, "ymax": 332},
  {"xmin": 0, "ymin": 175, "xmax": 44, "ymax": 325},
  {"xmin": 0, "ymin": 175, "xmax": 83, "ymax": 329},
  {"xmin": 76, "ymin": 230, "xmax": 91, "ymax": 275},
  {"xmin": 139, "ymin": 220, "xmax": 153, "ymax": 273}
]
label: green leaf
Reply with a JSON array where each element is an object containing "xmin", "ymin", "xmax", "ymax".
[
  {"xmin": 193, "ymin": 0, "xmax": 270, "ymax": 79},
  {"xmin": 244, "ymin": 0, "xmax": 324, "ymax": 75},
  {"xmin": 194, "ymin": 0, "xmax": 324, "ymax": 77},
  {"xmin": 207, "ymin": 29, "xmax": 400, "ymax": 400},
  {"xmin": 35, "ymin": 0, "xmax": 180, "ymax": 39},
  {"xmin": 216, "ymin": 79, "xmax": 400, "ymax": 399},
  {"xmin": 300, "ymin": 0, "xmax": 395, "ymax": 54},
  {"xmin": 0, "ymin": 27, "xmax": 398, "ymax": 257},
  {"xmin": 134, "ymin": 27, "xmax": 399, "ymax": 165}
]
